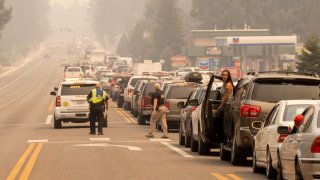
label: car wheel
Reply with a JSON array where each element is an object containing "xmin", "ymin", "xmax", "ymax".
[
  {"xmin": 277, "ymin": 152, "xmax": 283, "ymax": 180},
  {"xmin": 220, "ymin": 143, "xmax": 231, "ymax": 161},
  {"xmin": 179, "ymin": 121, "xmax": 185, "ymax": 145},
  {"xmin": 126, "ymin": 102, "xmax": 131, "ymax": 111},
  {"xmin": 252, "ymin": 147, "xmax": 263, "ymax": 173},
  {"xmin": 198, "ymin": 123, "xmax": 210, "ymax": 155},
  {"xmin": 295, "ymin": 159, "xmax": 303, "ymax": 180},
  {"xmin": 117, "ymin": 99, "xmax": 122, "ymax": 108},
  {"xmin": 54, "ymin": 117, "xmax": 61, "ymax": 129},
  {"xmin": 190, "ymin": 128, "xmax": 198, "ymax": 152},
  {"xmin": 138, "ymin": 113, "xmax": 146, "ymax": 125},
  {"xmin": 103, "ymin": 117, "xmax": 108, "ymax": 128},
  {"xmin": 231, "ymin": 134, "xmax": 246, "ymax": 165},
  {"xmin": 185, "ymin": 132, "xmax": 191, "ymax": 148},
  {"xmin": 266, "ymin": 148, "xmax": 277, "ymax": 178}
]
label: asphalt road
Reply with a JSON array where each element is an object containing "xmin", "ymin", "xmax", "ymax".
[{"xmin": 0, "ymin": 51, "xmax": 267, "ymax": 180}]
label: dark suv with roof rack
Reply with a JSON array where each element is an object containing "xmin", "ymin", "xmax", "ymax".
[{"xmin": 217, "ymin": 71, "xmax": 320, "ymax": 165}]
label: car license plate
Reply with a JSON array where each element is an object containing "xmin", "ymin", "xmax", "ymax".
[
  {"xmin": 75, "ymin": 113, "xmax": 86, "ymax": 117},
  {"xmin": 76, "ymin": 101, "xmax": 85, "ymax": 105}
]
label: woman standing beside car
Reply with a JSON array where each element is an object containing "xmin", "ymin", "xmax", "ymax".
[{"xmin": 218, "ymin": 70, "xmax": 234, "ymax": 110}]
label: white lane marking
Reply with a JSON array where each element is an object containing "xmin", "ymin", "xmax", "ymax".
[
  {"xmin": 28, "ymin": 139, "xmax": 48, "ymax": 143},
  {"xmin": 0, "ymin": 123, "xmax": 45, "ymax": 126},
  {"xmin": 72, "ymin": 143, "xmax": 142, "ymax": 151},
  {"xmin": 161, "ymin": 142, "xmax": 194, "ymax": 158},
  {"xmin": 45, "ymin": 115, "xmax": 53, "ymax": 124},
  {"xmin": 89, "ymin": 138, "xmax": 110, "ymax": 141},
  {"xmin": 0, "ymin": 60, "xmax": 42, "ymax": 90},
  {"xmin": 149, "ymin": 138, "xmax": 171, "ymax": 142}
]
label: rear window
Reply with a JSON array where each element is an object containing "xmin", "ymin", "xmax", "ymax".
[
  {"xmin": 252, "ymin": 81, "xmax": 320, "ymax": 102},
  {"xmin": 144, "ymin": 84, "xmax": 155, "ymax": 95},
  {"xmin": 167, "ymin": 86, "xmax": 195, "ymax": 99},
  {"xmin": 283, "ymin": 104, "xmax": 308, "ymax": 121},
  {"xmin": 130, "ymin": 78, "xmax": 157, "ymax": 87},
  {"xmin": 61, "ymin": 84, "xmax": 95, "ymax": 95},
  {"xmin": 67, "ymin": 68, "xmax": 81, "ymax": 72}
]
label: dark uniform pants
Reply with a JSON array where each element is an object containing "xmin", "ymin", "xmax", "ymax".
[{"xmin": 89, "ymin": 105, "xmax": 104, "ymax": 133}]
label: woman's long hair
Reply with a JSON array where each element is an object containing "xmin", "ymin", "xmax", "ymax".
[{"xmin": 221, "ymin": 69, "xmax": 235, "ymax": 95}]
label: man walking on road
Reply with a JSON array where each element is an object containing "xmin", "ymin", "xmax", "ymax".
[
  {"xmin": 87, "ymin": 82, "xmax": 108, "ymax": 135},
  {"xmin": 146, "ymin": 83, "xmax": 169, "ymax": 139}
]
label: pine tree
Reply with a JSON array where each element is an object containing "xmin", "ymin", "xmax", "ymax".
[
  {"xmin": 298, "ymin": 34, "xmax": 320, "ymax": 74},
  {"xmin": 0, "ymin": 0, "xmax": 12, "ymax": 38},
  {"xmin": 116, "ymin": 33, "xmax": 131, "ymax": 57},
  {"xmin": 153, "ymin": 0, "xmax": 185, "ymax": 56}
]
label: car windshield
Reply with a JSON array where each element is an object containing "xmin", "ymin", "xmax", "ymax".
[
  {"xmin": 167, "ymin": 86, "xmax": 195, "ymax": 99},
  {"xmin": 283, "ymin": 104, "xmax": 309, "ymax": 121},
  {"xmin": 252, "ymin": 81, "xmax": 320, "ymax": 102},
  {"xmin": 130, "ymin": 78, "xmax": 157, "ymax": 87},
  {"xmin": 61, "ymin": 84, "xmax": 95, "ymax": 95}
]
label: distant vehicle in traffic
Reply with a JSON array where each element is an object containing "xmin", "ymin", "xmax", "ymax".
[{"xmin": 64, "ymin": 66, "xmax": 84, "ymax": 79}]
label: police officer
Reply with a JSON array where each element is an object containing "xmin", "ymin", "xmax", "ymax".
[
  {"xmin": 145, "ymin": 83, "xmax": 169, "ymax": 139},
  {"xmin": 87, "ymin": 82, "xmax": 108, "ymax": 135}
]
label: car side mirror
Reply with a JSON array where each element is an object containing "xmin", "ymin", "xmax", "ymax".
[
  {"xmin": 50, "ymin": 91, "xmax": 56, "ymax": 96},
  {"xmin": 251, "ymin": 121, "xmax": 263, "ymax": 130},
  {"xmin": 277, "ymin": 126, "xmax": 291, "ymax": 134},
  {"xmin": 189, "ymin": 99, "xmax": 199, "ymax": 106},
  {"xmin": 54, "ymin": 87, "xmax": 58, "ymax": 91},
  {"xmin": 177, "ymin": 101, "xmax": 184, "ymax": 108}
]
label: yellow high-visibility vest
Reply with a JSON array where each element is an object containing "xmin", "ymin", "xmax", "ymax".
[{"xmin": 90, "ymin": 89, "xmax": 107, "ymax": 104}]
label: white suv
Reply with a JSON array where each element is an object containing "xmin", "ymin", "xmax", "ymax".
[
  {"xmin": 50, "ymin": 79, "xmax": 107, "ymax": 129},
  {"xmin": 64, "ymin": 66, "xmax": 84, "ymax": 79},
  {"xmin": 123, "ymin": 76, "xmax": 158, "ymax": 110}
]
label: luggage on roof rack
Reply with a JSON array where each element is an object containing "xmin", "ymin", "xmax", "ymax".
[{"xmin": 184, "ymin": 72, "xmax": 203, "ymax": 82}]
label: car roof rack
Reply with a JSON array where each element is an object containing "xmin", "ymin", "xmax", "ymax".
[{"xmin": 246, "ymin": 71, "xmax": 319, "ymax": 77}]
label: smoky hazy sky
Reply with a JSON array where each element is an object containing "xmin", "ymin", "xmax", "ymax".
[{"xmin": 49, "ymin": 0, "xmax": 88, "ymax": 8}]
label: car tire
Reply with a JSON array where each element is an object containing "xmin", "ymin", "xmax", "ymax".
[
  {"xmin": 138, "ymin": 113, "xmax": 146, "ymax": 125},
  {"xmin": 198, "ymin": 136, "xmax": 210, "ymax": 155},
  {"xmin": 190, "ymin": 129, "xmax": 198, "ymax": 152},
  {"xmin": 54, "ymin": 117, "xmax": 61, "ymax": 129},
  {"xmin": 179, "ymin": 122, "xmax": 185, "ymax": 145},
  {"xmin": 220, "ymin": 143, "xmax": 231, "ymax": 161},
  {"xmin": 185, "ymin": 133, "xmax": 191, "ymax": 148},
  {"xmin": 277, "ymin": 152, "xmax": 283, "ymax": 180},
  {"xmin": 295, "ymin": 159, "xmax": 303, "ymax": 180},
  {"xmin": 126, "ymin": 102, "xmax": 131, "ymax": 111},
  {"xmin": 266, "ymin": 148, "xmax": 277, "ymax": 178},
  {"xmin": 103, "ymin": 117, "xmax": 108, "ymax": 128},
  {"xmin": 117, "ymin": 99, "xmax": 122, "ymax": 108},
  {"xmin": 252, "ymin": 147, "xmax": 264, "ymax": 173},
  {"xmin": 231, "ymin": 134, "xmax": 246, "ymax": 165}
]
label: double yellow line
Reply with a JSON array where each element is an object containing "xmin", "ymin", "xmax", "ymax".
[
  {"xmin": 116, "ymin": 109, "xmax": 136, "ymax": 124},
  {"xmin": 7, "ymin": 143, "xmax": 44, "ymax": 180},
  {"xmin": 211, "ymin": 173, "xmax": 242, "ymax": 180}
]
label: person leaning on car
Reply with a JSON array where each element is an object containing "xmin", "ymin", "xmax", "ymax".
[
  {"xmin": 145, "ymin": 83, "xmax": 169, "ymax": 139},
  {"xmin": 87, "ymin": 82, "xmax": 108, "ymax": 135}
]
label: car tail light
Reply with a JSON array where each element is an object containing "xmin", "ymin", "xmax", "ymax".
[
  {"xmin": 278, "ymin": 134, "xmax": 288, "ymax": 143},
  {"xmin": 311, "ymin": 137, "xmax": 320, "ymax": 153},
  {"xmin": 191, "ymin": 106, "xmax": 197, "ymax": 112},
  {"xmin": 141, "ymin": 97, "xmax": 145, "ymax": 107},
  {"xmin": 165, "ymin": 101, "xmax": 170, "ymax": 109},
  {"xmin": 240, "ymin": 104, "xmax": 261, "ymax": 117},
  {"xmin": 56, "ymin": 96, "xmax": 61, "ymax": 107}
]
